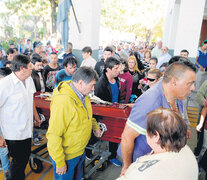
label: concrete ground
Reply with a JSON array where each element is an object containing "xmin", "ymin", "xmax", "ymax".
[
  {"xmin": 0, "ymin": 91, "xmax": 205, "ymax": 179},
  {"xmin": 87, "ymin": 127, "xmax": 205, "ymax": 180},
  {"xmin": 87, "ymin": 91, "xmax": 206, "ymax": 180}
]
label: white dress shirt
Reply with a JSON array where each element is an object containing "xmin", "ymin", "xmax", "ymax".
[
  {"xmin": 156, "ymin": 53, "xmax": 172, "ymax": 68},
  {"xmin": 0, "ymin": 72, "xmax": 36, "ymax": 140}
]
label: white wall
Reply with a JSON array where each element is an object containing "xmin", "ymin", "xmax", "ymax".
[
  {"xmin": 168, "ymin": 1, "xmax": 180, "ymax": 50},
  {"xmin": 173, "ymin": 0, "xmax": 206, "ymax": 57},
  {"xmin": 163, "ymin": 0, "xmax": 176, "ymax": 47},
  {"xmin": 69, "ymin": 0, "xmax": 101, "ymax": 50}
]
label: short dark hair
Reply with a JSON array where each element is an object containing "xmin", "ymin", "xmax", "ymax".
[
  {"xmin": 149, "ymin": 57, "xmax": 158, "ymax": 63},
  {"xmin": 5, "ymin": 61, "xmax": 12, "ymax": 66},
  {"xmin": 10, "ymin": 54, "xmax": 30, "ymax": 72},
  {"xmin": 31, "ymin": 54, "xmax": 42, "ymax": 65},
  {"xmin": 180, "ymin": 49, "xmax": 189, "ymax": 54},
  {"xmin": 105, "ymin": 57, "xmax": 120, "ymax": 70},
  {"xmin": 168, "ymin": 56, "xmax": 189, "ymax": 65},
  {"xmin": 63, "ymin": 56, "xmax": 77, "ymax": 67},
  {"xmin": 13, "ymin": 47, "xmax": 18, "ymax": 52},
  {"xmin": 72, "ymin": 66, "xmax": 99, "ymax": 84},
  {"xmin": 82, "ymin": 46, "xmax": 92, "ymax": 55},
  {"xmin": 120, "ymin": 58, "xmax": 129, "ymax": 72},
  {"xmin": 32, "ymin": 53, "xmax": 41, "ymax": 59},
  {"xmin": 160, "ymin": 62, "xmax": 168, "ymax": 68},
  {"xmin": 163, "ymin": 61, "xmax": 196, "ymax": 83},
  {"xmin": 147, "ymin": 108, "xmax": 187, "ymax": 152},
  {"xmin": 7, "ymin": 48, "xmax": 15, "ymax": 55},
  {"xmin": 104, "ymin": 46, "xmax": 113, "ymax": 53}
]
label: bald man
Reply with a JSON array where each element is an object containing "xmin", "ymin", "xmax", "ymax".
[{"xmin": 156, "ymin": 46, "xmax": 171, "ymax": 69}]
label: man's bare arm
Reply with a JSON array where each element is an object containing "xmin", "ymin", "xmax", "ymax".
[{"xmin": 120, "ymin": 124, "xmax": 140, "ymax": 176}]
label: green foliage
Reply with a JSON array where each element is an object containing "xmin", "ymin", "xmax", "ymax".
[
  {"xmin": 5, "ymin": 0, "xmax": 50, "ymax": 16},
  {"xmin": 0, "ymin": 37, "xmax": 19, "ymax": 51},
  {"xmin": 1, "ymin": 0, "xmax": 58, "ymax": 39}
]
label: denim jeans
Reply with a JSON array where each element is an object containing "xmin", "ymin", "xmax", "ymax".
[
  {"xmin": 198, "ymin": 129, "xmax": 207, "ymax": 163},
  {"xmin": 50, "ymin": 152, "xmax": 85, "ymax": 180},
  {"xmin": 0, "ymin": 129, "xmax": 9, "ymax": 171},
  {"xmin": 0, "ymin": 147, "xmax": 10, "ymax": 171},
  {"xmin": 33, "ymin": 129, "xmax": 39, "ymax": 139}
]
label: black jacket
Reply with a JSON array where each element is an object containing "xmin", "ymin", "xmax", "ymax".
[
  {"xmin": 31, "ymin": 69, "xmax": 45, "ymax": 92},
  {"xmin": 95, "ymin": 70, "xmax": 119, "ymax": 102},
  {"xmin": 94, "ymin": 59, "xmax": 105, "ymax": 77}
]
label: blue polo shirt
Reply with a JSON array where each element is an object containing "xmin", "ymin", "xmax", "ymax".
[
  {"xmin": 196, "ymin": 48, "xmax": 207, "ymax": 69},
  {"xmin": 117, "ymin": 80, "xmax": 183, "ymax": 162}
]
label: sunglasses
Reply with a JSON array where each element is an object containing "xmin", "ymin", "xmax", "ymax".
[{"xmin": 147, "ymin": 77, "xmax": 156, "ymax": 82}]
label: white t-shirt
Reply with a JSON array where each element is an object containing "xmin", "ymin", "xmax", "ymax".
[
  {"xmin": 117, "ymin": 145, "xmax": 198, "ymax": 180},
  {"xmin": 80, "ymin": 56, "xmax": 97, "ymax": 69},
  {"xmin": 0, "ymin": 72, "xmax": 36, "ymax": 140},
  {"xmin": 37, "ymin": 72, "xmax": 45, "ymax": 92}
]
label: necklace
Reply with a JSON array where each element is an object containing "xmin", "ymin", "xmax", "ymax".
[
  {"xmin": 168, "ymin": 100, "xmax": 179, "ymax": 113},
  {"xmin": 163, "ymin": 91, "xmax": 179, "ymax": 113}
]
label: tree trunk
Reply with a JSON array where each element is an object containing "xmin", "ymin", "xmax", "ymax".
[
  {"xmin": 146, "ymin": 28, "xmax": 152, "ymax": 43},
  {"xmin": 49, "ymin": 0, "xmax": 58, "ymax": 34}
]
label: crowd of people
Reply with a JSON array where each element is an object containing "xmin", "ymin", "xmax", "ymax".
[{"xmin": 0, "ymin": 38, "xmax": 206, "ymax": 180}]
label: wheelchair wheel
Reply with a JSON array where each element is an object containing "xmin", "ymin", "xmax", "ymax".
[
  {"xmin": 94, "ymin": 159, "xmax": 107, "ymax": 171},
  {"xmin": 29, "ymin": 157, "xmax": 43, "ymax": 173}
]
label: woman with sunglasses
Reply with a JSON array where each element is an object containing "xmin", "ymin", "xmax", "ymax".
[{"xmin": 147, "ymin": 69, "xmax": 163, "ymax": 88}]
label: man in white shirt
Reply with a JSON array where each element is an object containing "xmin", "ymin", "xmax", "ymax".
[
  {"xmin": 81, "ymin": 46, "xmax": 97, "ymax": 69},
  {"xmin": 0, "ymin": 54, "xmax": 40, "ymax": 180},
  {"xmin": 156, "ymin": 46, "xmax": 172, "ymax": 69},
  {"xmin": 151, "ymin": 40, "xmax": 162, "ymax": 58}
]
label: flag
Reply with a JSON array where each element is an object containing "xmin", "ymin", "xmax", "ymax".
[{"xmin": 57, "ymin": 0, "xmax": 72, "ymax": 51}]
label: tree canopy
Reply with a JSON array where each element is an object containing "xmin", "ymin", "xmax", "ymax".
[
  {"xmin": 101, "ymin": 0, "xmax": 166, "ymax": 42},
  {"xmin": 0, "ymin": 0, "xmax": 166, "ymax": 43}
]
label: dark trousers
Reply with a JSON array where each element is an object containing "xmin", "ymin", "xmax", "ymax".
[
  {"xmin": 6, "ymin": 138, "xmax": 31, "ymax": 180},
  {"xmin": 109, "ymin": 142, "xmax": 118, "ymax": 159}
]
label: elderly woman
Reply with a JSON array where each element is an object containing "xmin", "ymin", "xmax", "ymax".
[{"xmin": 117, "ymin": 108, "xmax": 198, "ymax": 180}]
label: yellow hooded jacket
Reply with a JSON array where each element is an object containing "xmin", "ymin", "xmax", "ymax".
[{"xmin": 46, "ymin": 80, "xmax": 99, "ymax": 168}]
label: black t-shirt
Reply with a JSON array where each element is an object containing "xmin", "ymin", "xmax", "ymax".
[
  {"xmin": 43, "ymin": 64, "xmax": 61, "ymax": 92},
  {"xmin": 129, "ymin": 70, "xmax": 144, "ymax": 97},
  {"xmin": 94, "ymin": 59, "xmax": 105, "ymax": 77}
]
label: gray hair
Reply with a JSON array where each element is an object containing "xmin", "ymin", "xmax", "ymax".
[{"xmin": 72, "ymin": 66, "xmax": 99, "ymax": 84}]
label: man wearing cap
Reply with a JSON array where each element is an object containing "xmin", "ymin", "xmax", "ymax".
[{"xmin": 195, "ymin": 39, "xmax": 207, "ymax": 90}]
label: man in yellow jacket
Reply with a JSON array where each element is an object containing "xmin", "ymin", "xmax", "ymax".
[{"xmin": 46, "ymin": 67, "xmax": 101, "ymax": 180}]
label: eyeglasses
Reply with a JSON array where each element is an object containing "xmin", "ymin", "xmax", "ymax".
[{"xmin": 147, "ymin": 77, "xmax": 156, "ymax": 82}]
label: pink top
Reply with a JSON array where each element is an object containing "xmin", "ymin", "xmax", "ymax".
[{"xmin": 118, "ymin": 71, "xmax": 133, "ymax": 103}]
